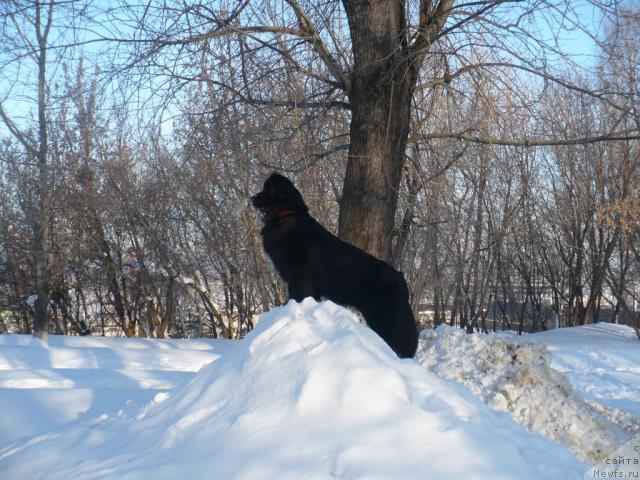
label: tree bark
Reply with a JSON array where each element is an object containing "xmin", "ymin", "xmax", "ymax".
[
  {"xmin": 338, "ymin": 0, "xmax": 410, "ymax": 260},
  {"xmin": 32, "ymin": 0, "xmax": 54, "ymax": 343},
  {"xmin": 338, "ymin": 77, "xmax": 412, "ymax": 261},
  {"xmin": 338, "ymin": 0, "xmax": 452, "ymax": 261}
]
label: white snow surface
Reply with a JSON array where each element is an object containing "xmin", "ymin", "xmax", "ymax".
[
  {"xmin": 0, "ymin": 333, "xmax": 233, "ymax": 446},
  {"xmin": 0, "ymin": 299, "xmax": 585, "ymax": 480},
  {"xmin": 527, "ymin": 323, "xmax": 640, "ymax": 420},
  {"xmin": 25, "ymin": 294, "xmax": 38, "ymax": 307},
  {"xmin": 416, "ymin": 325, "xmax": 630, "ymax": 464}
]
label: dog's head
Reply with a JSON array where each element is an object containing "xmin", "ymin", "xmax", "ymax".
[{"xmin": 251, "ymin": 173, "xmax": 308, "ymax": 221}]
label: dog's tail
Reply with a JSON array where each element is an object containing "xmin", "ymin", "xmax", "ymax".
[
  {"xmin": 361, "ymin": 273, "xmax": 420, "ymax": 358},
  {"xmin": 379, "ymin": 276, "xmax": 419, "ymax": 358},
  {"xmin": 391, "ymin": 298, "xmax": 419, "ymax": 358}
]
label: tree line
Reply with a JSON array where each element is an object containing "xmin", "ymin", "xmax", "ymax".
[{"xmin": 0, "ymin": 1, "xmax": 638, "ymax": 339}]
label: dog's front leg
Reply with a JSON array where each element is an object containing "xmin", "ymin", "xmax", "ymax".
[{"xmin": 288, "ymin": 277, "xmax": 317, "ymax": 303}]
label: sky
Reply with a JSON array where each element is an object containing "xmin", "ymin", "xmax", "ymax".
[{"xmin": 0, "ymin": 0, "xmax": 607, "ymax": 144}]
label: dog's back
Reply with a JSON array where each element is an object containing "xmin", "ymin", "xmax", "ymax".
[{"xmin": 264, "ymin": 213, "xmax": 418, "ymax": 357}]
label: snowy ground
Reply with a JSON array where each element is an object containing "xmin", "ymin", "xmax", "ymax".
[
  {"xmin": 416, "ymin": 324, "xmax": 637, "ymax": 464},
  {"xmin": 527, "ymin": 323, "xmax": 640, "ymax": 420},
  {"xmin": 0, "ymin": 300, "xmax": 635, "ymax": 479},
  {"xmin": 0, "ymin": 334, "xmax": 234, "ymax": 445}
]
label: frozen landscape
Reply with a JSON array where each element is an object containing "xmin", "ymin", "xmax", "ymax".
[
  {"xmin": 0, "ymin": 299, "xmax": 638, "ymax": 479},
  {"xmin": 1, "ymin": 1, "xmax": 639, "ymax": 479}
]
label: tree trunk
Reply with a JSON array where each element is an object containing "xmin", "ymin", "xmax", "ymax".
[
  {"xmin": 338, "ymin": 0, "xmax": 452, "ymax": 261},
  {"xmin": 338, "ymin": 80, "xmax": 411, "ymax": 261},
  {"xmin": 33, "ymin": 0, "xmax": 53, "ymax": 343},
  {"xmin": 159, "ymin": 277, "xmax": 176, "ymax": 339}
]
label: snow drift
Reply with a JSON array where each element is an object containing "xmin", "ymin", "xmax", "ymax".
[
  {"xmin": 416, "ymin": 324, "xmax": 629, "ymax": 464},
  {"xmin": 0, "ymin": 299, "xmax": 584, "ymax": 479},
  {"xmin": 529, "ymin": 322, "xmax": 640, "ymax": 434}
]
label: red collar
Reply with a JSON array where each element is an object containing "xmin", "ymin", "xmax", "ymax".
[
  {"xmin": 273, "ymin": 209, "xmax": 299, "ymax": 218},
  {"xmin": 265, "ymin": 209, "xmax": 302, "ymax": 223}
]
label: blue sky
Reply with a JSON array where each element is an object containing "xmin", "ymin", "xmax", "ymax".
[{"xmin": 0, "ymin": 0, "xmax": 607, "ymax": 142}]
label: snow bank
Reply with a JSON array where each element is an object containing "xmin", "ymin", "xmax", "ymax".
[
  {"xmin": 529, "ymin": 323, "xmax": 640, "ymax": 422},
  {"xmin": 417, "ymin": 324, "xmax": 629, "ymax": 464},
  {"xmin": 0, "ymin": 299, "xmax": 584, "ymax": 479}
]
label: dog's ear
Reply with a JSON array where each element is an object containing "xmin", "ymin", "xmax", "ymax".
[
  {"xmin": 265, "ymin": 173, "xmax": 308, "ymax": 211},
  {"xmin": 270, "ymin": 181, "xmax": 290, "ymax": 201},
  {"xmin": 265, "ymin": 174, "xmax": 293, "ymax": 200}
]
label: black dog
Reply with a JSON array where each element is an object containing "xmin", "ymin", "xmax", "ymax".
[{"xmin": 251, "ymin": 173, "xmax": 419, "ymax": 358}]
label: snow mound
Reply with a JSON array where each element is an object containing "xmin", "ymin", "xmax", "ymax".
[
  {"xmin": 416, "ymin": 324, "xmax": 629, "ymax": 464},
  {"xmin": 0, "ymin": 300, "xmax": 584, "ymax": 479}
]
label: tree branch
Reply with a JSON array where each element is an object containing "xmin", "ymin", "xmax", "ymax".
[
  {"xmin": 416, "ymin": 129, "xmax": 640, "ymax": 146},
  {"xmin": 284, "ymin": 0, "xmax": 350, "ymax": 91},
  {"xmin": 0, "ymin": 101, "xmax": 38, "ymax": 157}
]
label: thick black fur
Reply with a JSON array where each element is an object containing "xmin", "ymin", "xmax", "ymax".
[{"xmin": 251, "ymin": 173, "xmax": 419, "ymax": 358}]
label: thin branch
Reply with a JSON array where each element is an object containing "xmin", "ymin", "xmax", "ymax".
[
  {"xmin": 284, "ymin": 0, "xmax": 350, "ymax": 91},
  {"xmin": 416, "ymin": 129, "xmax": 640, "ymax": 146},
  {"xmin": 0, "ymin": 102, "xmax": 38, "ymax": 157}
]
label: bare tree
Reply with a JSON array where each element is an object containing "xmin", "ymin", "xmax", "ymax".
[
  {"xmin": 0, "ymin": 0, "xmax": 58, "ymax": 342},
  {"xmin": 1, "ymin": 2, "xmax": 638, "ymax": 338},
  {"xmin": 95, "ymin": 0, "xmax": 639, "ymax": 263}
]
